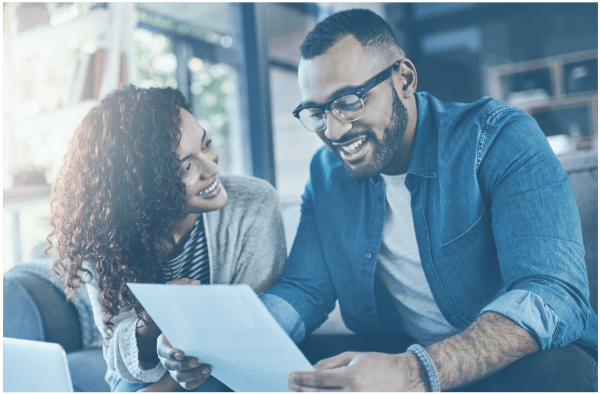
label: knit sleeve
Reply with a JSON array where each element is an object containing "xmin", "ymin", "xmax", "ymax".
[
  {"xmin": 86, "ymin": 271, "xmax": 166, "ymax": 384},
  {"xmin": 233, "ymin": 182, "xmax": 287, "ymax": 294}
]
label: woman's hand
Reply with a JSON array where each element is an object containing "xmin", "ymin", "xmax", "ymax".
[
  {"xmin": 136, "ymin": 372, "xmax": 185, "ymax": 392},
  {"xmin": 166, "ymin": 278, "xmax": 202, "ymax": 286},
  {"xmin": 157, "ymin": 278, "xmax": 212, "ymax": 390},
  {"xmin": 136, "ymin": 278, "xmax": 202, "ymax": 361}
]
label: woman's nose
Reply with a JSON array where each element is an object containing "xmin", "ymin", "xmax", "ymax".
[{"xmin": 198, "ymin": 156, "xmax": 219, "ymax": 180}]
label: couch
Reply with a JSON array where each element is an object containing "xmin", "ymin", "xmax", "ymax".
[{"xmin": 4, "ymin": 152, "xmax": 597, "ymax": 391}]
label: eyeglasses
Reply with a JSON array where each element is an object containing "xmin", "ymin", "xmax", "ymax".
[{"xmin": 292, "ymin": 61, "xmax": 400, "ymax": 133}]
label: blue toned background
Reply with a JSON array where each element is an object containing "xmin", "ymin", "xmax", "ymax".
[{"xmin": 3, "ymin": 3, "xmax": 597, "ymax": 391}]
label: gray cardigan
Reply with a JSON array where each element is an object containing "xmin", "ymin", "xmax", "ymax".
[{"xmin": 86, "ymin": 174, "xmax": 287, "ymax": 384}]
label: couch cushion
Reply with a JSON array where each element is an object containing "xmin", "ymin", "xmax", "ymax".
[
  {"xmin": 4, "ymin": 262, "xmax": 104, "ymax": 350},
  {"xmin": 3, "ymin": 270, "xmax": 82, "ymax": 352},
  {"xmin": 3, "ymin": 276, "xmax": 45, "ymax": 342},
  {"xmin": 560, "ymin": 152, "xmax": 598, "ymax": 314},
  {"xmin": 67, "ymin": 350, "xmax": 110, "ymax": 392}
]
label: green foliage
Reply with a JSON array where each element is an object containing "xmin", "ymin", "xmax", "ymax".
[
  {"xmin": 191, "ymin": 63, "xmax": 232, "ymax": 172},
  {"xmin": 134, "ymin": 28, "xmax": 177, "ymax": 88},
  {"xmin": 134, "ymin": 25, "xmax": 233, "ymax": 172}
]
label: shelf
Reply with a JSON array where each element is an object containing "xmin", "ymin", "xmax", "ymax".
[
  {"xmin": 488, "ymin": 50, "xmax": 598, "ymax": 153},
  {"xmin": 491, "ymin": 49, "xmax": 597, "ymax": 77},
  {"xmin": 518, "ymin": 95, "xmax": 597, "ymax": 114},
  {"xmin": 4, "ymin": 100, "xmax": 98, "ymax": 132},
  {"xmin": 3, "ymin": 185, "xmax": 52, "ymax": 208},
  {"xmin": 3, "ymin": 8, "xmax": 108, "ymax": 58}
]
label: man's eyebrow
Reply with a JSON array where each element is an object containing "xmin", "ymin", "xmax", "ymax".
[
  {"xmin": 302, "ymin": 85, "xmax": 361, "ymax": 107},
  {"xmin": 180, "ymin": 128, "xmax": 207, "ymax": 162}
]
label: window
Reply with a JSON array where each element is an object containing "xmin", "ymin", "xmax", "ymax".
[
  {"xmin": 3, "ymin": 3, "xmax": 245, "ymax": 271},
  {"xmin": 421, "ymin": 26, "xmax": 482, "ymax": 56},
  {"xmin": 270, "ymin": 68, "xmax": 322, "ymax": 196},
  {"xmin": 266, "ymin": 3, "xmax": 320, "ymax": 197},
  {"xmin": 189, "ymin": 60, "xmax": 238, "ymax": 173},
  {"xmin": 135, "ymin": 28, "xmax": 177, "ymax": 88},
  {"xmin": 413, "ymin": 3, "xmax": 478, "ymax": 20}
]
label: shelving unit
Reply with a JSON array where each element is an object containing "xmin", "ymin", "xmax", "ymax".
[
  {"xmin": 3, "ymin": 3, "xmax": 138, "ymax": 268},
  {"xmin": 489, "ymin": 49, "xmax": 598, "ymax": 153}
]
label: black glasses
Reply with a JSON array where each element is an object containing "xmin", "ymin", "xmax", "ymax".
[{"xmin": 292, "ymin": 61, "xmax": 400, "ymax": 133}]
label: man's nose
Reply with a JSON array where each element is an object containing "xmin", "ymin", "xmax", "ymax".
[{"xmin": 323, "ymin": 110, "xmax": 353, "ymax": 141}]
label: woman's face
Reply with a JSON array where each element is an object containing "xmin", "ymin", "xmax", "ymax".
[{"xmin": 177, "ymin": 108, "xmax": 228, "ymax": 213}]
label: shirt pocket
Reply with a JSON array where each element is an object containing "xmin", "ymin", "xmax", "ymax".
[{"xmin": 441, "ymin": 210, "xmax": 503, "ymax": 302}]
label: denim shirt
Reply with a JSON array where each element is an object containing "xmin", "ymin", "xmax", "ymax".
[{"xmin": 263, "ymin": 91, "xmax": 597, "ymax": 352}]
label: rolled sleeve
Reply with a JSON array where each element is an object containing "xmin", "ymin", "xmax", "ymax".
[
  {"xmin": 260, "ymin": 293, "xmax": 306, "ymax": 343},
  {"xmin": 479, "ymin": 112, "xmax": 591, "ymax": 350},
  {"xmin": 481, "ymin": 290, "xmax": 561, "ymax": 350}
]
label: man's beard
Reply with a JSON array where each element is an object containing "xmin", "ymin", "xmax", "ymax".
[{"xmin": 343, "ymin": 86, "xmax": 409, "ymax": 180}]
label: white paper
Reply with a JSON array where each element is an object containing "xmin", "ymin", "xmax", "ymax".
[{"xmin": 128, "ymin": 283, "xmax": 313, "ymax": 392}]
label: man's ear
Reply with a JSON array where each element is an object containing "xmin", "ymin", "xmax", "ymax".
[{"xmin": 394, "ymin": 58, "xmax": 417, "ymax": 97}]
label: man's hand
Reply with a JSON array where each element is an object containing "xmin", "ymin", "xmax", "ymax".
[
  {"xmin": 288, "ymin": 351, "xmax": 428, "ymax": 392},
  {"xmin": 156, "ymin": 278, "xmax": 211, "ymax": 390},
  {"xmin": 289, "ymin": 312, "xmax": 539, "ymax": 392}
]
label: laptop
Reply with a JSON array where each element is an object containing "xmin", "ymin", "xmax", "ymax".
[{"xmin": 3, "ymin": 337, "xmax": 74, "ymax": 392}]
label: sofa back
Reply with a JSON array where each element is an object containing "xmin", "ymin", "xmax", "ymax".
[{"xmin": 4, "ymin": 266, "xmax": 82, "ymax": 352}]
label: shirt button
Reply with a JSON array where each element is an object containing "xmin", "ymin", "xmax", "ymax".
[
  {"xmin": 376, "ymin": 197, "xmax": 382, "ymax": 203},
  {"xmin": 365, "ymin": 306, "xmax": 372, "ymax": 312},
  {"xmin": 365, "ymin": 253, "xmax": 372, "ymax": 259}
]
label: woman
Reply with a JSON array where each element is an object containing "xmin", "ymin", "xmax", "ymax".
[{"xmin": 48, "ymin": 85, "xmax": 286, "ymax": 391}]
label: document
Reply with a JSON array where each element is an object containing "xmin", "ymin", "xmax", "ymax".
[{"xmin": 128, "ymin": 283, "xmax": 314, "ymax": 392}]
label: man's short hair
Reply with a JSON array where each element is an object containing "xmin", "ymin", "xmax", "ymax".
[{"xmin": 300, "ymin": 8, "xmax": 403, "ymax": 60}]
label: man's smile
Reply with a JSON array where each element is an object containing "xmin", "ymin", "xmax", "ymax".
[{"xmin": 331, "ymin": 135, "xmax": 371, "ymax": 164}]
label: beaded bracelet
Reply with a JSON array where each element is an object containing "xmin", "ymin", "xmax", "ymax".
[{"xmin": 407, "ymin": 344, "xmax": 441, "ymax": 392}]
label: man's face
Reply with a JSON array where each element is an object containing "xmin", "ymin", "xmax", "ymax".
[{"xmin": 298, "ymin": 35, "xmax": 409, "ymax": 180}]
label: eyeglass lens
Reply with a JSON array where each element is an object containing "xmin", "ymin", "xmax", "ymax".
[{"xmin": 298, "ymin": 94, "xmax": 364, "ymax": 132}]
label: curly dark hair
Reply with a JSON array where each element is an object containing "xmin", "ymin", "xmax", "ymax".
[
  {"xmin": 48, "ymin": 85, "xmax": 192, "ymax": 337},
  {"xmin": 300, "ymin": 9, "xmax": 403, "ymax": 60}
]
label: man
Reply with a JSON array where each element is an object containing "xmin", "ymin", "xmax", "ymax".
[{"xmin": 158, "ymin": 9, "xmax": 597, "ymax": 391}]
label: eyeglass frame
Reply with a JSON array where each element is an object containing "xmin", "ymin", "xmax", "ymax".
[{"xmin": 292, "ymin": 61, "xmax": 401, "ymax": 132}]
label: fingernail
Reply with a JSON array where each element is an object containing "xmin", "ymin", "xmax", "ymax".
[
  {"xmin": 288, "ymin": 374, "xmax": 295, "ymax": 382},
  {"xmin": 201, "ymin": 367, "xmax": 210, "ymax": 375},
  {"xmin": 192, "ymin": 280, "xmax": 201, "ymax": 285},
  {"xmin": 175, "ymin": 352, "xmax": 183, "ymax": 361},
  {"xmin": 189, "ymin": 359, "xmax": 199, "ymax": 368}
]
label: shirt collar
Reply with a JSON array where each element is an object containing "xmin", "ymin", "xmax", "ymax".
[{"xmin": 406, "ymin": 92, "xmax": 438, "ymax": 179}]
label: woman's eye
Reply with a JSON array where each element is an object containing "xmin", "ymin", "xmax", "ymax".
[
  {"xmin": 202, "ymin": 139, "xmax": 212, "ymax": 152},
  {"xmin": 182, "ymin": 162, "xmax": 192, "ymax": 175}
]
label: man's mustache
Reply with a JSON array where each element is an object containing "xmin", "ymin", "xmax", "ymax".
[{"xmin": 327, "ymin": 130, "xmax": 377, "ymax": 146}]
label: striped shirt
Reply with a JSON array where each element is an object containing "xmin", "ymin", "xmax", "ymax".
[{"xmin": 162, "ymin": 216, "xmax": 210, "ymax": 284}]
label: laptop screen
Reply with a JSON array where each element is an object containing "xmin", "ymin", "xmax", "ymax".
[{"xmin": 3, "ymin": 337, "xmax": 74, "ymax": 392}]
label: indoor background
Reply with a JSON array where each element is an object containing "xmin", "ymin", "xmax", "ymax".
[{"xmin": 3, "ymin": 2, "xmax": 598, "ymax": 272}]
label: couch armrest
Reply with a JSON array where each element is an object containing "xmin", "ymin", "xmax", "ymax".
[{"xmin": 4, "ymin": 265, "xmax": 83, "ymax": 353}]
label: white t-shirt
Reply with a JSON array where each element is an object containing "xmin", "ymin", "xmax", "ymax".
[{"xmin": 376, "ymin": 173, "xmax": 460, "ymax": 346}]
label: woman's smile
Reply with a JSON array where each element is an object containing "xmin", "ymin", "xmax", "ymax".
[{"xmin": 196, "ymin": 177, "xmax": 222, "ymax": 198}]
